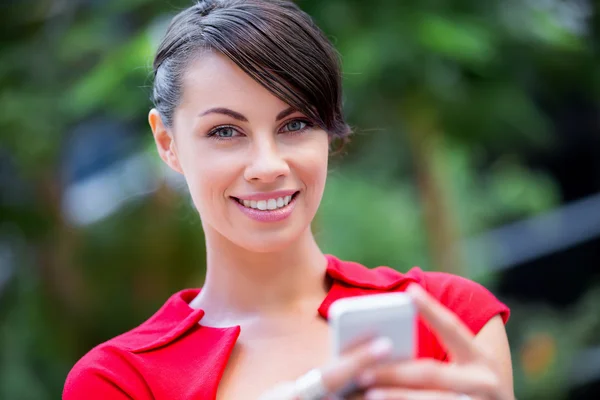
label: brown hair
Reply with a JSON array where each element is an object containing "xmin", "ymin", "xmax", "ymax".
[{"xmin": 151, "ymin": 0, "xmax": 350, "ymax": 140}]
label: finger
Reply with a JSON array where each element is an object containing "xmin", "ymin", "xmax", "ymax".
[
  {"xmin": 406, "ymin": 283, "xmax": 476, "ymax": 362},
  {"xmin": 357, "ymin": 359, "xmax": 499, "ymax": 396},
  {"xmin": 364, "ymin": 388, "xmax": 466, "ymax": 400},
  {"xmin": 256, "ymin": 381, "xmax": 298, "ymax": 400},
  {"xmin": 321, "ymin": 337, "xmax": 394, "ymax": 393}
]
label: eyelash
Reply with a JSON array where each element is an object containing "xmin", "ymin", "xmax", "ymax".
[{"xmin": 206, "ymin": 118, "xmax": 314, "ymax": 141}]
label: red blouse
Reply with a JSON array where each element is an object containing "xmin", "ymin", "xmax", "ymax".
[{"xmin": 63, "ymin": 255, "xmax": 509, "ymax": 399}]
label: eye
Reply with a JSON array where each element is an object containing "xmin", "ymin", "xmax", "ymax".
[
  {"xmin": 281, "ymin": 119, "xmax": 311, "ymax": 133},
  {"xmin": 208, "ymin": 126, "xmax": 241, "ymax": 139}
]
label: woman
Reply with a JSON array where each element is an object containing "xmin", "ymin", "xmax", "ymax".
[{"xmin": 63, "ymin": 0, "xmax": 514, "ymax": 399}]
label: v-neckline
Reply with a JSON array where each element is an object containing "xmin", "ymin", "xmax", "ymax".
[
  {"xmin": 195, "ymin": 258, "xmax": 345, "ymax": 400},
  {"xmin": 205, "ymin": 296, "xmax": 343, "ymax": 399}
]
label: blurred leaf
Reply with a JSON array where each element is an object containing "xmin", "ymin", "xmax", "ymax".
[
  {"xmin": 317, "ymin": 170, "xmax": 430, "ymax": 270},
  {"xmin": 416, "ymin": 13, "xmax": 497, "ymax": 65},
  {"xmin": 65, "ymin": 32, "xmax": 153, "ymax": 119}
]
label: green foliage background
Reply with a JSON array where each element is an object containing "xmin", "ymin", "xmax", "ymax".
[{"xmin": 1, "ymin": 0, "xmax": 599, "ymax": 399}]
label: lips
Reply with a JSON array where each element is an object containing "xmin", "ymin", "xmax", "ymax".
[
  {"xmin": 231, "ymin": 191, "xmax": 300, "ymax": 223},
  {"xmin": 232, "ymin": 192, "xmax": 299, "ymax": 211}
]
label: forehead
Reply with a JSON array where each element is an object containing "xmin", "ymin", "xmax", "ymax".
[{"xmin": 179, "ymin": 51, "xmax": 289, "ymax": 114}]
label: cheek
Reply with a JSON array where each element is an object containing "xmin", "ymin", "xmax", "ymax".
[
  {"xmin": 310, "ymin": 149, "xmax": 329, "ymax": 190},
  {"xmin": 177, "ymin": 144, "xmax": 239, "ymax": 210},
  {"xmin": 290, "ymin": 133, "xmax": 329, "ymax": 194}
]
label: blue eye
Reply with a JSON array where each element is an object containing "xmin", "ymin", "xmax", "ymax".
[
  {"xmin": 208, "ymin": 126, "xmax": 240, "ymax": 139},
  {"xmin": 282, "ymin": 120, "xmax": 311, "ymax": 133},
  {"xmin": 215, "ymin": 127, "xmax": 236, "ymax": 137}
]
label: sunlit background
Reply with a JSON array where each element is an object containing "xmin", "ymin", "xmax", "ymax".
[{"xmin": 1, "ymin": 0, "xmax": 599, "ymax": 399}]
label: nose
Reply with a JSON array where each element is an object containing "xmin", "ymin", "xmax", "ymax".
[{"xmin": 243, "ymin": 140, "xmax": 290, "ymax": 183}]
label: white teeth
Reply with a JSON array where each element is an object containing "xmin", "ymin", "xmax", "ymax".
[{"xmin": 238, "ymin": 194, "xmax": 296, "ymax": 211}]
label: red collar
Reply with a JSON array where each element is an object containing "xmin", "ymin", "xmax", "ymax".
[
  {"xmin": 125, "ymin": 255, "xmax": 418, "ymax": 353},
  {"xmin": 325, "ymin": 255, "xmax": 416, "ymax": 290}
]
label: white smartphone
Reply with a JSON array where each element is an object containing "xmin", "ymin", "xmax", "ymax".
[{"xmin": 329, "ymin": 292, "xmax": 417, "ymax": 360}]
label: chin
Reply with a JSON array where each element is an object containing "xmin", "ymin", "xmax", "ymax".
[{"xmin": 232, "ymin": 226, "xmax": 304, "ymax": 253}]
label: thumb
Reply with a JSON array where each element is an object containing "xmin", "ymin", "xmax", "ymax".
[{"xmin": 321, "ymin": 336, "xmax": 393, "ymax": 392}]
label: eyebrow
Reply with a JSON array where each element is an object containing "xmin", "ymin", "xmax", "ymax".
[
  {"xmin": 198, "ymin": 107, "xmax": 248, "ymax": 122},
  {"xmin": 275, "ymin": 106, "xmax": 296, "ymax": 121},
  {"xmin": 197, "ymin": 106, "xmax": 297, "ymax": 122}
]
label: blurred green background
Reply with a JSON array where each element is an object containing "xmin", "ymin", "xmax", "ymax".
[{"xmin": 1, "ymin": 0, "xmax": 600, "ymax": 399}]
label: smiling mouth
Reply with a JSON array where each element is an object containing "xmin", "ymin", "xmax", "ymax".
[{"xmin": 231, "ymin": 191, "xmax": 300, "ymax": 211}]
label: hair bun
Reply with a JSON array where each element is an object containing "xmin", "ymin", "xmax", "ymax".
[{"xmin": 194, "ymin": 0, "xmax": 217, "ymax": 16}]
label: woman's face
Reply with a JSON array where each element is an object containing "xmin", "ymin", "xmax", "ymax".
[{"xmin": 150, "ymin": 52, "xmax": 329, "ymax": 252}]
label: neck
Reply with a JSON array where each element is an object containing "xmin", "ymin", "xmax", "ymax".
[{"xmin": 190, "ymin": 226, "xmax": 329, "ymax": 325}]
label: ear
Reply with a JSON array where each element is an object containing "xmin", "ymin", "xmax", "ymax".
[{"xmin": 148, "ymin": 109, "xmax": 183, "ymax": 174}]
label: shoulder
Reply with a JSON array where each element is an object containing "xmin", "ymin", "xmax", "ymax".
[
  {"xmin": 410, "ymin": 269, "xmax": 510, "ymax": 333},
  {"xmin": 63, "ymin": 341, "xmax": 149, "ymax": 399},
  {"xmin": 63, "ymin": 289, "xmax": 203, "ymax": 399},
  {"xmin": 325, "ymin": 255, "xmax": 510, "ymax": 334}
]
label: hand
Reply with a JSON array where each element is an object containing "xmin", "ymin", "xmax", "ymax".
[
  {"xmin": 354, "ymin": 283, "xmax": 514, "ymax": 400},
  {"xmin": 258, "ymin": 336, "xmax": 394, "ymax": 400}
]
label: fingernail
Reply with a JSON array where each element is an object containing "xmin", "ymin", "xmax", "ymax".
[
  {"xmin": 356, "ymin": 370, "xmax": 375, "ymax": 387},
  {"xmin": 406, "ymin": 283, "xmax": 422, "ymax": 296},
  {"xmin": 365, "ymin": 389, "xmax": 386, "ymax": 400},
  {"xmin": 405, "ymin": 283, "xmax": 417, "ymax": 293},
  {"xmin": 370, "ymin": 337, "xmax": 393, "ymax": 358}
]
